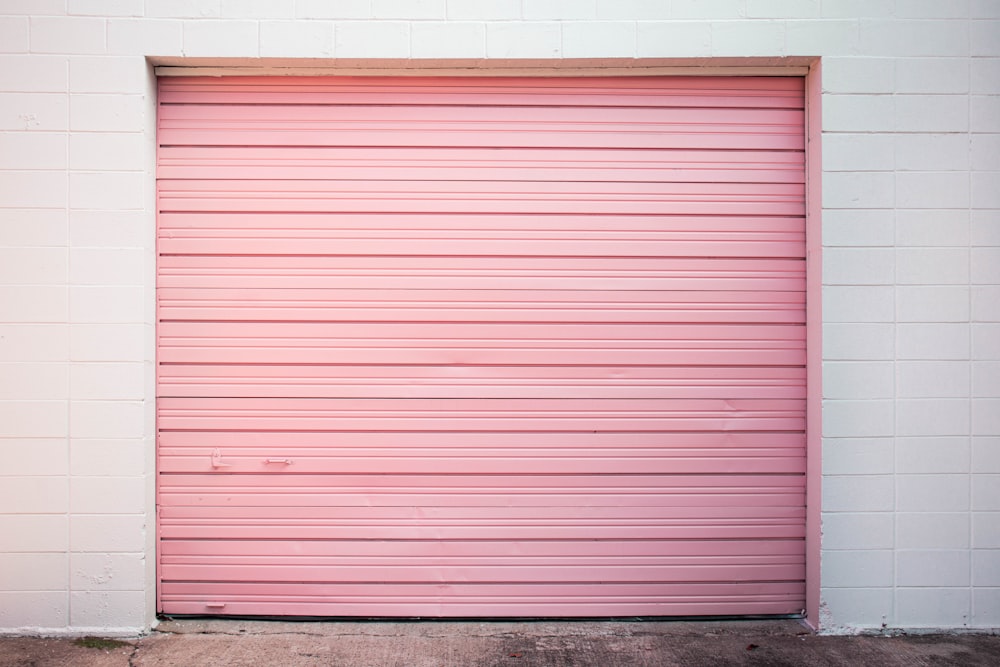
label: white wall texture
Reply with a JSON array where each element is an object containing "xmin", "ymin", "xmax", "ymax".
[{"xmin": 0, "ymin": 0, "xmax": 997, "ymax": 635}]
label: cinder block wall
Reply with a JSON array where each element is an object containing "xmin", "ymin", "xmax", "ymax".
[{"xmin": 0, "ymin": 0, "xmax": 997, "ymax": 634}]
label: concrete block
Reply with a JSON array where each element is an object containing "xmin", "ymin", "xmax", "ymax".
[
  {"xmin": 71, "ymin": 324, "xmax": 146, "ymax": 363},
  {"xmin": 70, "ymin": 56, "xmax": 145, "ymax": 94},
  {"xmin": 898, "ymin": 550, "xmax": 971, "ymax": 586},
  {"xmin": 897, "ymin": 361, "xmax": 971, "ymax": 399},
  {"xmin": 637, "ymin": 21, "xmax": 711, "ymax": 57},
  {"xmin": 897, "ymin": 323, "xmax": 970, "ymax": 360},
  {"xmin": 68, "ymin": 0, "xmax": 143, "ymax": 17},
  {"xmin": 0, "ymin": 0, "xmax": 67, "ymax": 14},
  {"xmin": 70, "ymin": 440, "xmax": 146, "ymax": 477},
  {"xmin": 0, "ymin": 363, "xmax": 68, "ymax": 400},
  {"xmin": 69, "ymin": 248, "xmax": 144, "ymax": 287},
  {"xmin": 973, "ymin": 588, "xmax": 1000, "ymax": 627},
  {"xmin": 972, "ymin": 551, "xmax": 1000, "ymax": 586},
  {"xmin": 786, "ymin": 19, "xmax": 859, "ymax": 55},
  {"xmin": 822, "ymin": 475, "xmax": 895, "ymax": 512},
  {"xmin": 823, "ymin": 95, "xmax": 895, "ymax": 132},
  {"xmin": 0, "ymin": 325, "xmax": 68, "ymax": 362},
  {"xmin": 0, "ymin": 286, "xmax": 69, "ymax": 324},
  {"xmin": 822, "ymin": 438, "xmax": 894, "ymax": 475},
  {"xmin": 897, "ymin": 473, "xmax": 971, "ymax": 511},
  {"xmin": 820, "ymin": 57, "xmax": 894, "ymax": 95},
  {"xmin": 896, "ymin": 399, "xmax": 971, "ymax": 437},
  {"xmin": 973, "ymin": 172, "xmax": 1000, "ymax": 209},
  {"xmin": 748, "ymin": 0, "xmax": 819, "ymax": 18},
  {"xmin": 182, "ymin": 19, "xmax": 258, "ymax": 57},
  {"xmin": 973, "ymin": 437, "xmax": 1000, "ymax": 472},
  {"xmin": 563, "ymin": 21, "xmax": 635, "ymax": 58},
  {"xmin": 972, "ymin": 134, "xmax": 1000, "ymax": 170},
  {"xmin": 69, "ymin": 132, "xmax": 145, "ymax": 171},
  {"xmin": 823, "ymin": 286, "xmax": 894, "ymax": 322},
  {"xmin": 373, "ymin": 0, "xmax": 445, "ymax": 19},
  {"xmin": 973, "ymin": 285, "xmax": 1000, "ymax": 321},
  {"xmin": 896, "ymin": 171, "xmax": 970, "ymax": 209},
  {"xmin": 897, "ymin": 513, "xmax": 971, "ymax": 549},
  {"xmin": 411, "ymin": 22, "xmax": 486, "ymax": 59},
  {"xmin": 260, "ymin": 20, "xmax": 334, "ymax": 57},
  {"xmin": 896, "ymin": 134, "xmax": 970, "ymax": 172},
  {"xmin": 69, "ymin": 590, "xmax": 146, "ymax": 629},
  {"xmin": 974, "ymin": 362, "xmax": 1000, "ymax": 397},
  {"xmin": 220, "ymin": 0, "xmax": 294, "ymax": 18},
  {"xmin": 971, "ymin": 58, "xmax": 1000, "ymax": 94},
  {"xmin": 0, "ymin": 132, "xmax": 66, "ymax": 169},
  {"xmin": 0, "ymin": 474, "xmax": 68, "ymax": 512},
  {"xmin": 0, "ymin": 554, "xmax": 68, "ymax": 591},
  {"xmin": 70, "ymin": 363, "xmax": 144, "ymax": 400},
  {"xmin": 896, "ymin": 57, "xmax": 970, "ymax": 94},
  {"xmin": 820, "ymin": 587, "xmax": 893, "ymax": 629},
  {"xmin": 0, "ymin": 170, "xmax": 67, "ymax": 209},
  {"xmin": 895, "ymin": 209, "xmax": 970, "ymax": 247},
  {"xmin": 107, "ymin": 18, "xmax": 183, "ymax": 55},
  {"xmin": 0, "ymin": 439, "xmax": 67, "ymax": 476},
  {"xmin": 30, "ymin": 17, "xmax": 106, "ymax": 55},
  {"xmin": 70, "ymin": 285, "xmax": 144, "ymax": 324},
  {"xmin": 972, "ymin": 248, "xmax": 1000, "ymax": 284},
  {"xmin": 0, "ymin": 592, "xmax": 67, "ymax": 629},
  {"xmin": 0, "ymin": 17, "xmax": 28, "ymax": 53},
  {"xmin": 973, "ymin": 399, "xmax": 1000, "ymax": 435},
  {"xmin": 0, "ymin": 247, "xmax": 67, "ymax": 285},
  {"xmin": 973, "ymin": 511, "xmax": 1000, "ymax": 547},
  {"xmin": 68, "ymin": 210, "xmax": 147, "ymax": 249},
  {"xmin": 821, "ymin": 550, "xmax": 894, "ymax": 588},
  {"xmin": 710, "ymin": 20, "xmax": 785, "ymax": 57},
  {"xmin": 823, "ymin": 171, "xmax": 894, "ymax": 209},
  {"xmin": 0, "ymin": 92, "xmax": 68, "ymax": 130},
  {"xmin": 822, "ymin": 133, "xmax": 894, "ymax": 172},
  {"xmin": 595, "ymin": 0, "xmax": 671, "ymax": 20},
  {"xmin": 821, "ymin": 512, "xmax": 894, "ymax": 550},
  {"xmin": 822, "ymin": 210, "xmax": 894, "ymax": 247},
  {"xmin": 974, "ymin": 324, "xmax": 1000, "ymax": 361},
  {"xmin": 69, "ymin": 514, "xmax": 145, "ymax": 553},
  {"xmin": 673, "ymin": 0, "xmax": 746, "ymax": 19},
  {"xmin": 896, "ymin": 286, "xmax": 971, "ymax": 323},
  {"xmin": 823, "ymin": 323, "xmax": 894, "ymax": 360},
  {"xmin": 70, "ymin": 553, "xmax": 146, "ymax": 591},
  {"xmin": 70, "ymin": 172, "xmax": 145, "ymax": 211},
  {"xmin": 896, "ymin": 588, "xmax": 970, "ymax": 627},
  {"xmin": 70, "ymin": 93, "xmax": 144, "ymax": 132},
  {"xmin": 296, "ymin": 0, "xmax": 372, "ymax": 19},
  {"xmin": 0, "ymin": 515, "xmax": 67, "ymax": 552},
  {"xmin": 335, "ymin": 22, "xmax": 410, "ymax": 58},
  {"xmin": 145, "ymin": 0, "xmax": 221, "ymax": 18},
  {"xmin": 860, "ymin": 19, "xmax": 970, "ymax": 57},
  {"xmin": 895, "ymin": 0, "xmax": 971, "ymax": 18},
  {"xmin": 971, "ymin": 19, "xmax": 1000, "ymax": 55},
  {"xmin": 70, "ymin": 476, "xmax": 145, "ymax": 515},
  {"xmin": 0, "ymin": 56, "xmax": 67, "ymax": 93},
  {"xmin": 523, "ymin": 0, "xmax": 597, "ymax": 20},
  {"xmin": 69, "ymin": 400, "xmax": 144, "ymax": 439},
  {"xmin": 896, "ymin": 248, "xmax": 969, "ymax": 285},
  {"xmin": 895, "ymin": 437, "xmax": 971, "ymax": 473},
  {"xmin": 822, "ymin": 399, "xmax": 894, "ymax": 437},
  {"xmin": 821, "ymin": 247, "xmax": 894, "ymax": 285},
  {"xmin": 823, "ymin": 361, "xmax": 894, "ymax": 399},
  {"xmin": 486, "ymin": 22, "xmax": 561, "ymax": 58},
  {"xmin": 895, "ymin": 94, "xmax": 970, "ymax": 132}
]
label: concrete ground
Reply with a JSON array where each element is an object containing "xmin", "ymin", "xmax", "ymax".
[{"xmin": 1, "ymin": 619, "xmax": 999, "ymax": 667}]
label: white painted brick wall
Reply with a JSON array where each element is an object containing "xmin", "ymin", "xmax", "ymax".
[{"xmin": 0, "ymin": 1, "xmax": 996, "ymax": 635}]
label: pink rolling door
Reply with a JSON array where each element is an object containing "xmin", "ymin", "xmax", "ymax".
[{"xmin": 156, "ymin": 76, "xmax": 806, "ymax": 617}]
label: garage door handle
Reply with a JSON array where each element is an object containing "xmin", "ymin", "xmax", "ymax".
[
  {"xmin": 210, "ymin": 449, "xmax": 232, "ymax": 468},
  {"xmin": 265, "ymin": 458, "xmax": 293, "ymax": 465}
]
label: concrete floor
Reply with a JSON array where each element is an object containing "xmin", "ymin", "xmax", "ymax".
[{"xmin": 1, "ymin": 619, "xmax": 999, "ymax": 666}]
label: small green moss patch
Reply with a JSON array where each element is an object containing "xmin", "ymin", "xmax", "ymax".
[{"xmin": 74, "ymin": 636, "xmax": 130, "ymax": 650}]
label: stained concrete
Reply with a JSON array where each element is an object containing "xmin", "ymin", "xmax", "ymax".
[{"xmin": 2, "ymin": 619, "xmax": 999, "ymax": 667}]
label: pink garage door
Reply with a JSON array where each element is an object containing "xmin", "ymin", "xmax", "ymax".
[{"xmin": 156, "ymin": 76, "xmax": 806, "ymax": 617}]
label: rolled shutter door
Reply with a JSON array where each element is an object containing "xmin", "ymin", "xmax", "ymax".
[{"xmin": 157, "ymin": 76, "xmax": 807, "ymax": 617}]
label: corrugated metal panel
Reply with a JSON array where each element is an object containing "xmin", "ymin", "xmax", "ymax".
[{"xmin": 156, "ymin": 76, "xmax": 806, "ymax": 618}]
